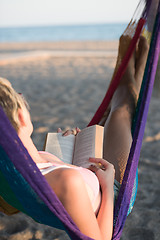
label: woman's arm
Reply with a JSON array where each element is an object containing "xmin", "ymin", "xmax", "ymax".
[
  {"xmin": 45, "ymin": 167, "xmax": 103, "ymax": 239},
  {"xmin": 89, "ymin": 158, "xmax": 115, "ymax": 240},
  {"xmin": 44, "ymin": 158, "xmax": 115, "ymax": 240}
]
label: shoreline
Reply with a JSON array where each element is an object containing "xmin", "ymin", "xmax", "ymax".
[
  {"xmin": 0, "ymin": 41, "xmax": 118, "ymax": 66},
  {"xmin": 0, "ymin": 50, "xmax": 118, "ymax": 65},
  {"xmin": 0, "ymin": 40, "xmax": 119, "ymax": 51}
]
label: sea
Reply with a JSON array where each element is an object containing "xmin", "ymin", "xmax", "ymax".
[{"xmin": 0, "ymin": 23, "xmax": 127, "ymax": 42}]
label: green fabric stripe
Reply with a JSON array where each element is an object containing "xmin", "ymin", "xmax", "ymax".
[{"xmin": 0, "ymin": 170, "xmax": 26, "ymax": 213}]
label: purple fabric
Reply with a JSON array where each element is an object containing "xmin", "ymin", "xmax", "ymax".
[{"xmin": 142, "ymin": 0, "xmax": 152, "ymax": 18}]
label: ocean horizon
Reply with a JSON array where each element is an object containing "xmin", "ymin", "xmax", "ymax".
[{"xmin": 0, "ymin": 23, "xmax": 127, "ymax": 42}]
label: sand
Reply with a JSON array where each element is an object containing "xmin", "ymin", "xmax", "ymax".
[{"xmin": 0, "ymin": 41, "xmax": 160, "ymax": 240}]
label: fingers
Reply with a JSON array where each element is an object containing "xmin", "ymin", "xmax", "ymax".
[
  {"xmin": 57, "ymin": 128, "xmax": 62, "ymax": 133},
  {"xmin": 75, "ymin": 127, "xmax": 81, "ymax": 134},
  {"xmin": 89, "ymin": 164, "xmax": 102, "ymax": 174},
  {"xmin": 89, "ymin": 158, "xmax": 115, "ymax": 171},
  {"xmin": 89, "ymin": 157, "xmax": 108, "ymax": 167},
  {"xmin": 63, "ymin": 129, "xmax": 75, "ymax": 136},
  {"xmin": 57, "ymin": 127, "xmax": 81, "ymax": 136}
]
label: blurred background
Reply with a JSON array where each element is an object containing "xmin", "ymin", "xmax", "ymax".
[{"xmin": 0, "ymin": 1, "xmax": 160, "ymax": 240}]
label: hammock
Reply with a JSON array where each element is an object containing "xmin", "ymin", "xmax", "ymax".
[{"xmin": 0, "ymin": 0, "xmax": 159, "ymax": 239}]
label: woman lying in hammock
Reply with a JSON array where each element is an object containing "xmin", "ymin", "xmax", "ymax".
[{"xmin": 0, "ymin": 35, "xmax": 148, "ymax": 240}]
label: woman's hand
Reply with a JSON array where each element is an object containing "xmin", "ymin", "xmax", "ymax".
[
  {"xmin": 57, "ymin": 127, "xmax": 81, "ymax": 136},
  {"xmin": 89, "ymin": 158, "xmax": 115, "ymax": 194},
  {"xmin": 89, "ymin": 158, "xmax": 115, "ymax": 240}
]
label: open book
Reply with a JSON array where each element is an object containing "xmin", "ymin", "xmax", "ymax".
[{"xmin": 44, "ymin": 125, "xmax": 104, "ymax": 168}]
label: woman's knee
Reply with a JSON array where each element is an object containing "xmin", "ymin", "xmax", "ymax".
[{"xmin": 109, "ymin": 106, "xmax": 132, "ymax": 124}]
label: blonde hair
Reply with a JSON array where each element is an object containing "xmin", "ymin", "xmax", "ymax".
[{"xmin": 0, "ymin": 77, "xmax": 28, "ymax": 132}]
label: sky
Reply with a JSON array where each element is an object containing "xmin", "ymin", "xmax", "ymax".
[{"xmin": 0, "ymin": 0, "xmax": 140, "ymax": 27}]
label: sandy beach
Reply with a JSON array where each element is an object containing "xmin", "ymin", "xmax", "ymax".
[{"xmin": 0, "ymin": 41, "xmax": 160, "ymax": 240}]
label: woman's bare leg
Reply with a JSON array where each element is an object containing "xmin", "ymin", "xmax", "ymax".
[{"xmin": 103, "ymin": 36, "xmax": 148, "ymax": 183}]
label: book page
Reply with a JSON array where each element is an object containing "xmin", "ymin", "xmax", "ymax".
[
  {"xmin": 45, "ymin": 133, "xmax": 75, "ymax": 164},
  {"xmin": 73, "ymin": 125, "xmax": 103, "ymax": 168}
]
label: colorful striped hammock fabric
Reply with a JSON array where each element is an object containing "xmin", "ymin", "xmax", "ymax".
[{"xmin": 0, "ymin": 0, "xmax": 160, "ymax": 239}]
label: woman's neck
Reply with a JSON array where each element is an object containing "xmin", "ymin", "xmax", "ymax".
[{"xmin": 18, "ymin": 131, "xmax": 46, "ymax": 163}]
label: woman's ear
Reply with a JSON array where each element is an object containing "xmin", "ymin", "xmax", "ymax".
[{"xmin": 17, "ymin": 108, "xmax": 26, "ymax": 127}]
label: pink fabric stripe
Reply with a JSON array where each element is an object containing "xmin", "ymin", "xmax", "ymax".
[{"xmin": 88, "ymin": 18, "xmax": 146, "ymax": 127}]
